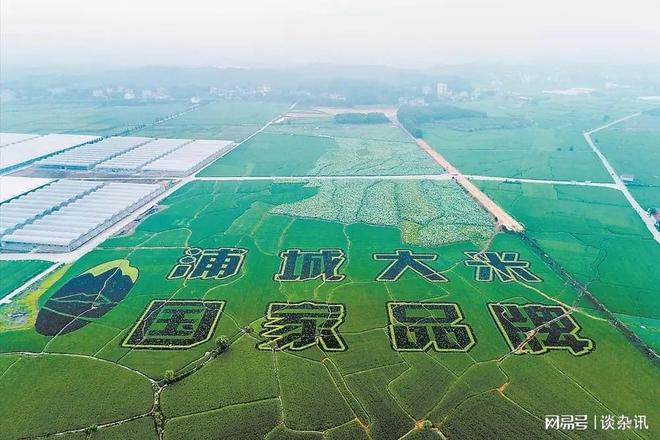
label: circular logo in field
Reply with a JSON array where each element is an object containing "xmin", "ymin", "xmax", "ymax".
[{"xmin": 35, "ymin": 260, "xmax": 138, "ymax": 336}]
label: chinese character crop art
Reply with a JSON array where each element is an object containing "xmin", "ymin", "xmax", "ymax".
[{"xmin": 0, "ymin": 1, "xmax": 658, "ymax": 439}]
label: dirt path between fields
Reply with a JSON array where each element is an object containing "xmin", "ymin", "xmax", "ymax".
[
  {"xmin": 386, "ymin": 112, "xmax": 524, "ymax": 232},
  {"xmin": 414, "ymin": 138, "xmax": 524, "ymax": 233}
]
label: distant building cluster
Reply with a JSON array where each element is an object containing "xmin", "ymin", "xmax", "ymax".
[
  {"xmin": 91, "ymin": 86, "xmax": 170, "ymax": 101},
  {"xmin": 399, "ymin": 81, "xmax": 487, "ymax": 106},
  {"xmin": 209, "ymin": 84, "xmax": 272, "ymax": 99}
]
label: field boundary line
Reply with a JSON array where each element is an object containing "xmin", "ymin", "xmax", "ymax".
[{"xmin": 518, "ymin": 232, "xmax": 659, "ymax": 365}]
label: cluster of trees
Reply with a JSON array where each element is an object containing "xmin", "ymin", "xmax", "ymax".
[
  {"xmin": 334, "ymin": 112, "xmax": 389, "ymax": 124},
  {"xmin": 397, "ymin": 103, "xmax": 486, "ymax": 137},
  {"xmin": 162, "ymin": 335, "xmax": 231, "ymax": 384}
]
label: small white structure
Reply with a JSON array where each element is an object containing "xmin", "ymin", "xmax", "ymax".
[{"xmin": 620, "ymin": 174, "xmax": 635, "ymax": 183}]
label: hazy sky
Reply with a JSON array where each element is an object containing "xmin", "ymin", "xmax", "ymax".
[{"xmin": 2, "ymin": 0, "xmax": 659, "ymax": 70}]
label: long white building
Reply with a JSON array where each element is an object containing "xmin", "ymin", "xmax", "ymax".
[
  {"xmin": 95, "ymin": 138, "xmax": 192, "ymax": 172},
  {"xmin": 0, "ymin": 180, "xmax": 164, "ymax": 252},
  {"xmin": 30, "ymin": 134, "xmax": 234, "ymax": 177},
  {"xmin": 37, "ymin": 136, "xmax": 152, "ymax": 170},
  {"xmin": 141, "ymin": 139, "xmax": 234, "ymax": 176},
  {"xmin": 0, "ymin": 133, "xmax": 99, "ymax": 172}
]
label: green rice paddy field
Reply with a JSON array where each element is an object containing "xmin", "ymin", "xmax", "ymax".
[
  {"xmin": 0, "ymin": 260, "xmax": 53, "ymax": 300},
  {"xmin": 0, "ymin": 179, "xmax": 657, "ymax": 440},
  {"xmin": 594, "ymin": 113, "xmax": 660, "ymax": 210},
  {"xmin": 477, "ymin": 181, "xmax": 660, "ymax": 351},
  {"xmin": 0, "ymin": 102, "xmax": 190, "ymax": 136},
  {"xmin": 0, "ymin": 98, "xmax": 658, "ymax": 440},
  {"xmin": 199, "ymin": 116, "xmax": 443, "ymax": 177},
  {"xmin": 136, "ymin": 101, "xmax": 292, "ymax": 142},
  {"xmin": 419, "ymin": 95, "xmax": 656, "ymax": 182}
]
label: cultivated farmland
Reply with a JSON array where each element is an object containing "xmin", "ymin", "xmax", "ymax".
[
  {"xmin": 1, "ymin": 178, "xmax": 658, "ymax": 439},
  {"xmin": 1, "ymin": 94, "xmax": 658, "ymax": 440},
  {"xmin": 0, "ymin": 260, "xmax": 52, "ymax": 300},
  {"xmin": 199, "ymin": 115, "xmax": 443, "ymax": 177}
]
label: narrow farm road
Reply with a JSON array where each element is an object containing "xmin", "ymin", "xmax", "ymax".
[{"xmin": 583, "ymin": 113, "xmax": 660, "ymax": 243}]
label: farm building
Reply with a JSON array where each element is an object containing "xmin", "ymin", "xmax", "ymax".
[
  {"xmin": 33, "ymin": 135, "xmax": 234, "ymax": 176},
  {"xmin": 0, "ymin": 133, "xmax": 99, "ymax": 172},
  {"xmin": 620, "ymin": 173, "xmax": 635, "ymax": 183},
  {"xmin": 141, "ymin": 139, "xmax": 234, "ymax": 176},
  {"xmin": 0, "ymin": 179, "xmax": 164, "ymax": 252},
  {"xmin": 0, "ymin": 133, "xmax": 40, "ymax": 147},
  {"xmin": 37, "ymin": 136, "xmax": 153, "ymax": 170},
  {"xmin": 0, "ymin": 176, "xmax": 53, "ymax": 203}
]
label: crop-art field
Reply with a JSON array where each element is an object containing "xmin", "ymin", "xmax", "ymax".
[
  {"xmin": 477, "ymin": 181, "xmax": 660, "ymax": 351},
  {"xmin": 1, "ymin": 178, "xmax": 658, "ymax": 440},
  {"xmin": 199, "ymin": 116, "xmax": 444, "ymax": 177}
]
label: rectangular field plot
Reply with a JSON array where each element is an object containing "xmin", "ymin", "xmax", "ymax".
[
  {"xmin": 2, "ymin": 179, "xmax": 658, "ymax": 439},
  {"xmin": 0, "ymin": 260, "xmax": 53, "ymax": 301},
  {"xmin": 0, "ymin": 102, "xmax": 190, "ymax": 136},
  {"xmin": 630, "ymin": 186, "xmax": 660, "ymax": 211},
  {"xmin": 420, "ymin": 96, "xmax": 617, "ymax": 182},
  {"xmin": 135, "ymin": 101, "xmax": 291, "ymax": 141},
  {"xmin": 478, "ymin": 181, "xmax": 660, "ymax": 350},
  {"xmin": 595, "ymin": 114, "xmax": 660, "ymax": 209},
  {"xmin": 200, "ymin": 116, "xmax": 443, "ymax": 177}
]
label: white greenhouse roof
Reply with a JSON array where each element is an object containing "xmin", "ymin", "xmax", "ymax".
[
  {"xmin": 143, "ymin": 139, "xmax": 233, "ymax": 174},
  {"xmin": 0, "ymin": 133, "xmax": 42, "ymax": 147},
  {"xmin": 1, "ymin": 181, "xmax": 163, "ymax": 251},
  {"xmin": 37, "ymin": 136, "xmax": 151, "ymax": 169},
  {"xmin": 0, "ymin": 133, "xmax": 98, "ymax": 171},
  {"xmin": 95, "ymin": 138, "xmax": 190, "ymax": 171},
  {"xmin": 0, "ymin": 176, "xmax": 53, "ymax": 203}
]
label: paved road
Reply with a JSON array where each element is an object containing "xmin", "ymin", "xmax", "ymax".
[
  {"xmin": 583, "ymin": 114, "xmax": 660, "ymax": 243},
  {"xmin": 195, "ymin": 174, "xmax": 453, "ymax": 181},
  {"xmin": 464, "ymin": 175, "xmax": 620, "ymax": 189}
]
